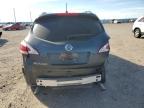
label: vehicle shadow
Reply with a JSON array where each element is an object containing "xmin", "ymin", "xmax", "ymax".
[
  {"xmin": 34, "ymin": 54, "xmax": 144, "ymax": 108},
  {"xmin": 140, "ymin": 36, "xmax": 144, "ymax": 39},
  {"xmin": 0, "ymin": 39, "xmax": 8, "ymax": 47}
]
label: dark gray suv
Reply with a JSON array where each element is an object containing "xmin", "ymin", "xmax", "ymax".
[{"xmin": 20, "ymin": 12, "xmax": 110, "ymax": 88}]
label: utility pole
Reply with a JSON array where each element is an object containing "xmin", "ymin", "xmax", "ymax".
[
  {"xmin": 66, "ymin": 3, "xmax": 68, "ymax": 13},
  {"xmin": 30, "ymin": 11, "xmax": 32, "ymax": 22},
  {"xmin": 13, "ymin": 8, "xmax": 16, "ymax": 23}
]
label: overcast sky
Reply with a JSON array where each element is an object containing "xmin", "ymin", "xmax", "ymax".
[{"xmin": 0, "ymin": 0, "xmax": 144, "ymax": 22}]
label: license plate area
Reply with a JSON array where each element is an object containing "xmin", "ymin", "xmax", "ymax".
[{"xmin": 48, "ymin": 52, "xmax": 90, "ymax": 65}]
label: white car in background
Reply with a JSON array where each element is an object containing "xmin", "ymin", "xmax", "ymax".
[{"xmin": 132, "ymin": 16, "xmax": 144, "ymax": 38}]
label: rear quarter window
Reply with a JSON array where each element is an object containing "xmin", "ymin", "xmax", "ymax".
[{"xmin": 138, "ymin": 17, "xmax": 144, "ymax": 22}]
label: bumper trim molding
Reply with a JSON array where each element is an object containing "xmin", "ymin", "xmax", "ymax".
[{"xmin": 36, "ymin": 74, "xmax": 101, "ymax": 87}]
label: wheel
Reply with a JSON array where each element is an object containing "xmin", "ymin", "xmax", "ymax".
[
  {"xmin": 0, "ymin": 32, "xmax": 2, "ymax": 37},
  {"xmin": 100, "ymin": 66, "xmax": 106, "ymax": 83},
  {"xmin": 8, "ymin": 28, "xmax": 11, "ymax": 31},
  {"xmin": 30, "ymin": 85, "xmax": 38, "ymax": 93},
  {"xmin": 22, "ymin": 67, "xmax": 36, "ymax": 86},
  {"xmin": 134, "ymin": 28, "xmax": 141, "ymax": 38}
]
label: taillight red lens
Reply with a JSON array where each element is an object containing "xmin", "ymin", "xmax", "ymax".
[
  {"xmin": 19, "ymin": 40, "xmax": 39, "ymax": 55},
  {"xmin": 99, "ymin": 43, "xmax": 110, "ymax": 53},
  {"xmin": 20, "ymin": 44, "xmax": 30, "ymax": 55}
]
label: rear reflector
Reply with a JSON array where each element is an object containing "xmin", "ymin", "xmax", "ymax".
[
  {"xmin": 99, "ymin": 43, "xmax": 110, "ymax": 53},
  {"xmin": 56, "ymin": 13, "xmax": 79, "ymax": 16},
  {"xmin": 19, "ymin": 40, "xmax": 39, "ymax": 55}
]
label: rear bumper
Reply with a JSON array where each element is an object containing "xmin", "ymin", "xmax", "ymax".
[
  {"xmin": 36, "ymin": 74, "xmax": 101, "ymax": 87},
  {"xmin": 22, "ymin": 64, "xmax": 104, "ymax": 86},
  {"xmin": 22, "ymin": 52, "xmax": 108, "ymax": 86}
]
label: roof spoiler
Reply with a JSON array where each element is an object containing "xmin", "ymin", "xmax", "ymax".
[{"xmin": 34, "ymin": 12, "xmax": 99, "ymax": 23}]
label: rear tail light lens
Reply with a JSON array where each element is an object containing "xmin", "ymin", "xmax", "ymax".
[
  {"xmin": 99, "ymin": 43, "xmax": 110, "ymax": 53},
  {"xmin": 19, "ymin": 40, "xmax": 39, "ymax": 55}
]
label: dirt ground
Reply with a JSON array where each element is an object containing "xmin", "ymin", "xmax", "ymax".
[{"xmin": 0, "ymin": 23, "xmax": 144, "ymax": 108}]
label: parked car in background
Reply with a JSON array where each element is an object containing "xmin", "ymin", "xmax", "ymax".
[
  {"xmin": 0, "ymin": 25, "xmax": 2, "ymax": 38},
  {"xmin": 20, "ymin": 12, "xmax": 110, "ymax": 89},
  {"xmin": 0, "ymin": 24, "xmax": 3, "ymax": 28},
  {"xmin": 3, "ymin": 23, "xmax": 26, "ymax": 31},
  {"xmin": 111, "ymin": 19, "xmax": 121, "ymax": 24},
  {"xmin": 132, "ymin": 16, "xmax": 144, "ymax": 38}
]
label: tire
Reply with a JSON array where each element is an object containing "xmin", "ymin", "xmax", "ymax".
[
  {"xmin": 134, "ymin": 28, "xmax": 141, "ymax": 38},
  {"xmin": 100, "ymin": 66, "xmax": 106, "ymax": 83},
  {"xmin": 22, "ymin": 67, "xmax": 38, "ymax": 93},
  {"xmin": 7, "ymin": 28, "xmax": 11, "ymax": 31},
  {"xmin": 30, "ymin": 85, "xmax": 38, "ymax": 93},
  {"xmin": 22, "ymin": 67, "xmax": 36, "ymax": 86},
  {"xmin": 0, "ymin": 32, "xmax": 2, "ymax": 37}
]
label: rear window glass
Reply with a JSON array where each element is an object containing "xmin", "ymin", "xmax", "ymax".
[
  {"xmin": 32, "ymin": 16, "xmax": 103, "ymax": 42},
  {"xmin": 138, "ymin": 17, "xmax": 144, "ymax": 22}
]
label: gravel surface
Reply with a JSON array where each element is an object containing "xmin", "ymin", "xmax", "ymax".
[{"xmin": 0, "ymin": 23, "xmax": 144, "ymax": 108}]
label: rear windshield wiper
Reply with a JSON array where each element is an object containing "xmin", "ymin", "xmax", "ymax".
[{"xmin": 67, "ymin": 33, "xmax": 96, "ymax": 40}]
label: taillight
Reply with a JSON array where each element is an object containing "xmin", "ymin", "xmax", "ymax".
[
  {"xmin": 19, "ymin": 40, "xmax": 39, "ymax": 55},
  {"xmin": 99, "ymin": 43, "xmax": 110, "ymax": 53}
]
